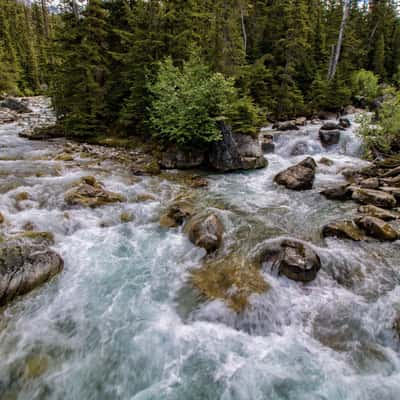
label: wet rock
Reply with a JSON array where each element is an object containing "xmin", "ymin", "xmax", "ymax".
[
  {"xmin": 159, "ymin": 201, "xmax": 194, "ymax": 228},
  {"xmin": 0, "ymin": 98, "xmax": 32, "ymax": 113},
  {"xmin": 274, "ymin": 157, "xmax": 316, "ymax": 190},
  {"xmin": 55, "ymin": 153, "xmax": 74, "ymax": 162},
  {"xmin": 380, "ymin": 186, "xmax": 400, "ymax": 200},
  {"xmin": 160, "ymin": 145, "xmax": 205, "ymax": 169},
  {"xmin": 135, "ymin": 193, "xmax": 156, "ymax": 202},
  {"xmin": 321, "ymin": 184, "xmax": 353, "ymax": 200},
  {"xmin": 352, "ymin": 188, "xmax": 397, "ymax": 209},
  {"xmin": 185, "ymin": 214, "xmax": 224, "ymax": 253},
  {"xmin": 191, "ymin": 254, "xmax": 269, "ymax": 313},
  {"xmin": 295, "ymin": 117, "xmax": 307, "ymax": 126},
  {"xmin": 322, "ymin": 220, "xmax": 366, "ymax": 241},
  {"xmin": 272, "ymin": 120, "xmax": 298, "ymax": 131},
  {"xmin": 381, "ymin": 166, "xmax": 400, "ymax": 178},
  {"xmin": 15, "ymin": 191, "xmax": 29, "ymax": 202},
  {"xmin": 339, "ymin": 117, "xmax": 351, "ymax": 129},
  {"xmin": 19, "ymin": 125, "xmax": 64, "ymax": 140},
  {"xmin": 321, "ymin": 122, "xmax": 341, "ymax": 131},
  {"xmin": 360, "ymin": 177, "xmax": 380, "ymax": 189},
  {"xmin": 381, "ymin": 175, "xmax": 400, "ymax": 187},
  {"xmin": 64, "ymin": 177, "xmax": 125, "ymax": 208},
  {"xmin": 354, "ymin": 216, "xmax": 398, "ymax": 241},
  {"xmin": 0, "ymin": 109, "xmax": 16, "ymax": 123},
  {"xmin": 261, "ymin": 134, "xmax": 275, "ymax": 153},
  {"xmin": 358, "ymin": 205, "xmax": 399, "ymax": 221},
  {"xmin": 319, "ymin": 129, "xmax": 341, "ymax": 146},
  {"xmin": 120, "ymin": 212, "xmax": 135, "ymax": 223},
  {"xmin": 259, "ymin": 239, "xmax": 321, "ymax": 282},
  {"xmin": 190, "ymin": 176, "xmax": 208, "ymax": 188},
  {"xmin": 0, "ymin": 238, "xmax": 63, "ymax": 306},
  {"xmin": 22, "ymin": 221, "xmax": 36, "ymax": 231},
  {"xmin": 318, "ymin": 157, "xmax": 334, "ymax": 167},
  {"xmin": 208, "ymin": 123, "xmax": 267, "ymax": 171},
  {"xmin": 0, "ymin": 212, "xmax": 4, "ymax": 224}
]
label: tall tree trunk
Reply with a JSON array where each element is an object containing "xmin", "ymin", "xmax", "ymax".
[
  {"xmin": 328, "ymin": 0, "xmax": 350, "ymax": 81},
  {"xmin": 240, "ymin": 6, "xmax": 247, "ymax": 55}
]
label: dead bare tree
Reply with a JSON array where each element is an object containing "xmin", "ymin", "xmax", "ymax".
[{"xmin": 327, "ymin": 0, "xmax": 351, "ymax": 81}]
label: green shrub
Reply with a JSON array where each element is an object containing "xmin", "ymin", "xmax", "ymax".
[
  {"xmin": 148, "ymin": 57, "xmax": 262, "ymax": 147},
  {"xmin": 351, "ymin": 69, "xmax": 379, "ymax": 101},
  {"xmin": 357, "ymin": 94, "xmax": 400, "ymax": 156}
]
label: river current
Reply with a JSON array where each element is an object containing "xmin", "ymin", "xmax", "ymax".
[{"xmin": 1, "ymin": 98, "xmax": 400, "ymax": 399}]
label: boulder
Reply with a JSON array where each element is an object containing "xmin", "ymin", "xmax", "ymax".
[
  {"xmin": 0, "ymin": 237, "xmax": 63, "ymax": 306},
  {"xmin": 319, "ymin": 129, "xmax": 341, "ymax": 146},
  {"xmin": 321, "ymin": 184, "xmax": 354, "ymax": 201},
  {"xmin": 355, "ymin": 216, "xmax": 398, "ymax": 241},
  {"xmin": 208, "ymin": 123, "xmax": 267, "ymax": 171},
  {"xmin": 274, "ymin": 157, "xmax": 316, "ymax": 190},
  {"xmin": 381, "ymin": 175, "xmax": 400, "ymax": 187},
  {"xmin": 259, "ymin": 239, "xmax": 321, "ymax": 282},
  {"xmin": 352, "ymin": 188, "xmax": 397, "ymax": 209},
  {"xmin": 160, "ymin": 145, "xmax": 205, "ymax": 169},
  {"xmin": 339, "ymin": 117, "xmax": 351, "ymax": 129},
  {"xmin": 322, "ymin": 220, "xmax": 366, "ymax": 241},
  {"xmin": 64, "ymin": 176, "xmax": 126, "ymax": 208},
  {"xmin": 261, "ymin": 134, "xmax": 275, "ymax": 153},
  {"xmin": 0, "ymin": 98, "xmax": 32, "ymax": 113},
  {"xmin": 272, "ymin": 120, "xmax": 299, "ymax": 131},
  {"xmin": 185, "ymin": 214, "xmax": 223, "ymax": 253},
  {"xmin": 358, "ymin": 205, "xmax": 399, "ymax": 221}
]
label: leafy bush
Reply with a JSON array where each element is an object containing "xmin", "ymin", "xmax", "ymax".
[
  {"xmin": 351, "ymin": 69, "xmax": 379, "ymax": 101},
  {"xmin": 357, "ymin": 94, "xmax": 400, "ymax": 156},
  {"xmin": 148, "ymin": 57, "xmax": 262, "ymax": 147}
]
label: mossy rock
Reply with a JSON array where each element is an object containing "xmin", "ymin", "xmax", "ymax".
[{"xmin": 192, "ymin": 254, "xmax": 270, "ymax": 313}]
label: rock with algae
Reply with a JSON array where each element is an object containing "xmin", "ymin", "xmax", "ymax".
[{"xmin": 191, "ymin": 254, "xmax": 270, "ymax": 313}]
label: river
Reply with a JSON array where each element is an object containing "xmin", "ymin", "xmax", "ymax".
[{"xmin": 1, "ymin": 97, "xmax": 400, "ymax": 399}]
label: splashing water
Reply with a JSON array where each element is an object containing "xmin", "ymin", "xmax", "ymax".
[{"xmin": 0, "ymin": 100, "xmax": 400, "ymax": 400}]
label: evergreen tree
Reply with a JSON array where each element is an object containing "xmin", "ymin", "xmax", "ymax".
[{"xmin": 373, "ymin": 34, "xmax": 386, "ymax": 79}]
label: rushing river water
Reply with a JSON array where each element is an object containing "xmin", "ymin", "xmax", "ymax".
[{"xmin": 1, "ymin": 98, "xmax": 400, "ymax": 400}]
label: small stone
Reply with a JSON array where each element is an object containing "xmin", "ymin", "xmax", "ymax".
[
  {"xmin": 22, "ymin": 221, "xmax": 35, "ymax": 231},
  {"xmin": 24, "ymin": 354, "xmax": 49, "ymax": 379},
  {"xmin": 55, "ymin": 153, "xmax": 74, "ymax": 162}
]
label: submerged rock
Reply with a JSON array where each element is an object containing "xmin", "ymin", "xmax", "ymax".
[
  {"xmin": 352, "ymin": 188, "xmax": 397, "ymax": 209},
  {"xmin": 274, "ymin": 157, "xmax": 316, "ymax": 190},
  {"xmin": 64, "ymin": 176, "xmax": 125, "ymax": 208},
  {"xmin": 208, "ymin": 123, "xmax": 266, "ymax": 172},
  {"xmin": 322, "ymin": 220, "xmax": 366, "ymax": 241},
  {"xmin": 354, "ymin": 216, "xmax": 398, "ymax": 241},
  {"xmin": 0, "ymin": 236, "xmax": 63, "ymax": 306},
  {"xmin": 259, "ymin": 239, "xmax": 321, "ymax": 282},
  {"xmin": 319, "ymin": 129, "xmax": 341, "ymax": 146},
  {"xmin": 159, "ymin": 200, "xmax": 194, "ymax": 228},
  {"xmin": 358, "ymin": 205, "xmax": 399, "ymax": 221},
  {"xmin": 185, "ymin": 214, "xmax": 224, "ymax": 253},
  {"xmin": 191, "ymin": 254, "xmax": 269, "ymax": 313}
]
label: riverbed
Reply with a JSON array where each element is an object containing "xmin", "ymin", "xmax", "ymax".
[{"xmin": 1, "ymin": 97, "xmax": 400, "ymax": 399}]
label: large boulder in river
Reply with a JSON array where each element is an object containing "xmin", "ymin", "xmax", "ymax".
[
  {"xmin": 352, "ymin": 188, "xmax": 397, "ymax": 209},
  {"xmin": 354, "ymin": 216, "xmax": 398, "ymax": 241},
  {"xmin": 0, "ymin": 236, "xmax": 63, "ymax": 306},
  {"xmin": 159, "ymin": 200, "xmax": 194, "ymax": 228},
  {"xmin": 64, "ymin": 176, "xmax": 126, "ymax": 208},
  {"xmin": 322, "ymin": 220, "xmax": 366, "ymax": 241},
  {"xmin": 208, "ymin": 123, "xmax": 266, "ymax": 171},
  {"xmin": 274, "ymin": 157, "xmax": 316, "ymax": 190},
  {"xmin": 0, "ymin": 97, "xmax": 32, "ymax": 113},
  {"xmin": 160, "ymin": 145, "xmax": 205, "ymax": 169},
  {"xmin": 185, "ymin": 214, "xmax": 224, "ymax": 253},
  {"xmin": 319, "ymin": 129, "xmax": 341, "ymax": 146},
  {"xmin": 259, "ymin": 239, "xmax": 321, "ymax": 282}
]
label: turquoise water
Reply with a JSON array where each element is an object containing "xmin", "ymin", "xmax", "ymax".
[{"xmin": 1, "ymin": 99, "xmax": 400, "ymax": 399}]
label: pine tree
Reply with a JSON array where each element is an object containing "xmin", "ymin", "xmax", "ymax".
[{"xmin": 373, "ymin": 33, "xmax": 386, "ymax": 79}]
